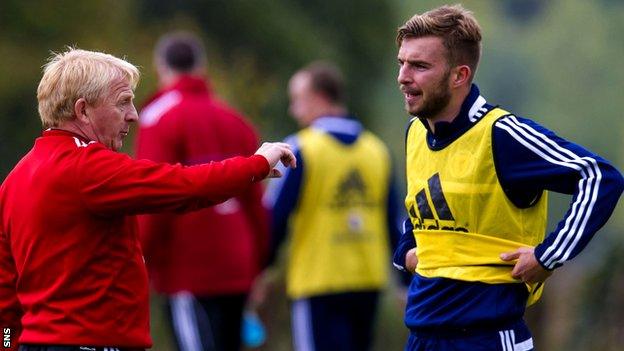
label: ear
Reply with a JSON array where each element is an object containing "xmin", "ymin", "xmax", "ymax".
[
  {"xmin": 451, "ymin": 65, "xmax": 472, "ymax": 88},
  {"xmin": 74, "ymin": 98, "xmax": 90, "ymax": 124}
]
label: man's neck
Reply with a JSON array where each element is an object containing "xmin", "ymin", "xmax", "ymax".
[
  {"xmin": 425, "ymin": 87, "xmax": 470, "ymax": 133},
  {"xmin": 158, "ymin": 67, "xmax": 205, "ymax": 89},
  {"xmin": 54, "ymin": 121, "xmax": 93, "ymax": 142},
  {"xmin": 319, "ymin": 105, "xmax": 348, "ymax": 119}
]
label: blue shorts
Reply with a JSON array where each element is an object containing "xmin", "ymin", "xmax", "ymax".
[
  {"xmin": 291, "ymin": 290, "xmax": 379, "ymax": 351},
  {"xmin": 405, "ymin": 319, "xmax": 534, "ymax": 351}
]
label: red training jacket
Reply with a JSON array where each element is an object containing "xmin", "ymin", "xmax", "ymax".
[
  {"xmin": 0, "ymin": 129, "xmax": 269, "ymax": 347},
  {"xmin": 135, "ymin": 75, "xmax": 269, "ymax": 295}
]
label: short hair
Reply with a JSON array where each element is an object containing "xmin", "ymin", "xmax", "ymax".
[
  {"xmin": 37, "ymin": 48, "xmax": 140, "ymax": 128},
  {"xmin": 397, "ymin": 4, "xmax": 482, "ymax": 78},
  {"xmin": 299, "ymin": 61, "xmax": 345, "ymax": 104},
  {"xmin": 154, "ymin": 31, "xmax": 206, "ymax": 73}
]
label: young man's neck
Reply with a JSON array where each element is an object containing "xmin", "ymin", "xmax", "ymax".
[{"xmin": 425, "ymin": 86, "xmax": 471, "ymax": 133}]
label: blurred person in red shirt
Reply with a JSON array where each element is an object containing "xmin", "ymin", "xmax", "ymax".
[
  {"xmin": 0, "ymin": 47, "xmax": 295, "ymax": 351},
  {"xmin": 135, "ymin": 32, "xmax": 269, "ymax": 351}
]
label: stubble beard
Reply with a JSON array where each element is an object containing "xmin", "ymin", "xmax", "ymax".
[{"xmin": 407, "ymin": 71, "xmax": 452, "ymax": 119}]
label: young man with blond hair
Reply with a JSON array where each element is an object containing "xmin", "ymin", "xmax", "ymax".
[
  {"xmin": 0, "ymin": 48, "xmax": 295, "ymax": 351},
  {"xmin": 393, "ymin": 5, "xmax": 623, "ymax": 350}
]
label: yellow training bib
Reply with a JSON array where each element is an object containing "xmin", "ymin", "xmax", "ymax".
[
  {"xmin": 405, "ymin": 108, "xmax": 548, "ymax": 305},
  {"xmin": 287, "ymin": 128, "xmax": 391, "ymax": 298}
]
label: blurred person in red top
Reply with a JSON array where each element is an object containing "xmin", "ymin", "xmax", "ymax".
[
  {"xmin": 135, "ymin": 32, "xmax": 268, "ymax": 351},
  {"xmin": 0, "ymin": 47, "xmax": 295, "ymax": 351}
]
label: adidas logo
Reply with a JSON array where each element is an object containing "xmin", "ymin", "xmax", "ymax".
[{"xmin": 408, "ymin": 173, "xmax": 468, "ymax": 232}]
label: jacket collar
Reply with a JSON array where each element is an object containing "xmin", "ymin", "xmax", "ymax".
[
  {"xmin": 41, "ymin": 128, "xmax": 94, "ymax": 145},
  {"xmin": 42, "ymin": 128, "xmax": 86, "ymax": 140}
]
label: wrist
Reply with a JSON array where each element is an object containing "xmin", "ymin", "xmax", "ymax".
[
  {"xmin": 249, "ymin": 155, "xmax": 271, "ymax": 181},
  {"xmin": 534, "ymin": 244, "xmax": 556, "ymax": 271}
]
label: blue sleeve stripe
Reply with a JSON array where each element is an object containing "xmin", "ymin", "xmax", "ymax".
[{"xmin": 495, "ymin": 115, "xmax": 602, "ymax": 269}]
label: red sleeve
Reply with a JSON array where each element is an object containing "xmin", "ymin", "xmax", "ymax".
[
  {"xmin": 76, "ymin": 144, "xmax": 270, "ymax": 216},
  {"xmin": 0, "ymin": 230, "xmax": 22, "ymax": 351}
]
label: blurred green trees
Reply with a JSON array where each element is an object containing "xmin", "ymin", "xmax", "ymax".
[{"xmin": 1, "ymin": 0, "xmax": 623, "ymax": 350}]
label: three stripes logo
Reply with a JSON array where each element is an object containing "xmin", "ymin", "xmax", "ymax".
[{"xmin": 408, "ymin": 173, "xmax": 468, "ymax": 232}]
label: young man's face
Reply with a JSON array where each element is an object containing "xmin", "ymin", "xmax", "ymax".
[
  {"xmin": 85, "ymin": 78, "xmax": 138, "ymax": 151},
  {"xmin": 397, "ymin": 36, "xmax": 452, "ymax": 119}
]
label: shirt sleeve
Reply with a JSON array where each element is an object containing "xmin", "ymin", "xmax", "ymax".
[
  {"xmin": 392, "ymin": 217, "xmax": 416, "ymax": 273},
  {"xmin": 493, "ymin": 115, "xmax": 624, "ymax": 270},
  {"xmin": 77, "ymin": 144, "xmax": 270, "ymax": 216},
  {"xmin": 262, "ymin": 135, "xmax": 303, "ymax": 266}
]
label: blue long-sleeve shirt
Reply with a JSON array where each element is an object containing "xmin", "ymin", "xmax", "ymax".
[
  {"xmin": 264, "ymin": 116, "xmax": 408, "ymax": 284},
  {"xmin": 393, "ymin": 84, "xmax": 624, "ymax": 330}
]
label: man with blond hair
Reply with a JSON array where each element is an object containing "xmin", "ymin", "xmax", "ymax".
[
  {"xmin": 392, "ymin": 4, "xmax": 623, "ymax": 350},
  {"xmin": 0, "ymin": 48, "xmax": 295, "ymax": 351}
]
